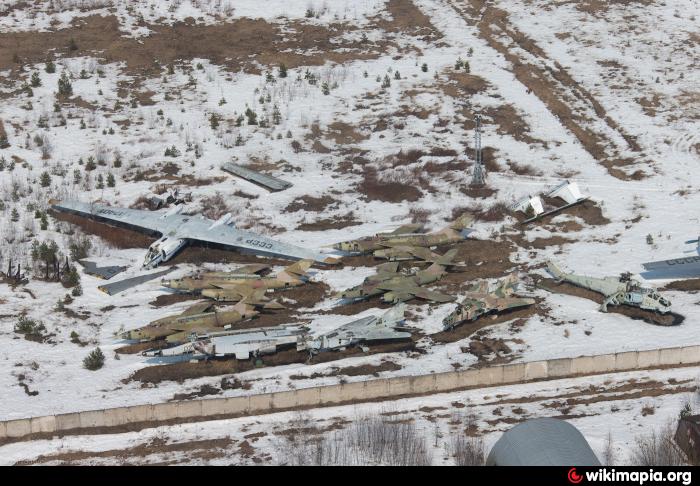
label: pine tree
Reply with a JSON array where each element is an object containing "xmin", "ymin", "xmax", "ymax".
[
  {"xmin": 245, "ymin": 107, "xmax": 258, "ymax": 125},
  {"xmin": 272, "ymin": 104, "xmax": 282, "ymax": 125},
  {"xmin": 96, "ymin": 174, "xmax": 104, "ymax": 189},
  {"xmin": 11, "ymin": 208, "xmax": 19, "ymax": 222},
  {"xmin": 381, "ymin": 75, "xmax": 391, "ymax": 88},
  {"xmin": 40, "ymin": 213, "xmax": 48, "ymax": 231},
  {"xmin": 321, "ymin": 82, "xmax": 330, "ymax": 95},
  {"xmin": 64, "ymin": 267, "xmax": 80, "ymax": 287},
  {"xmin": 83, "ymin": 347, "xmax": 105, "ymax": 371},
  {"xmin": 107, "ymin": 173, "xmax": 115, "ymax": 187},
  {"xmin": 394, "ymin": 70, "xmax": 401, "ymax": 80},
  {"xmin": 464, "ymin": 61, "xmax": 470, "ymax": 73},
  {"xmin": 209, "ymin": 112, "xmax": 219, "ymax": 130},
  {"xmin": 278, "ymin": 63, "xmax": 287, "ymax": 78},
  {"xmin": 40, "ymin": 171, "xmax": 51, "ymax": 187},
  {"xmin": 45, "ymin": 60, "xmax": 56, "ymax": 74},
  {"xmin": 421, "ymin": 63, "xmax": 428, "ymax": 72},
  {"xmin": 71, "ymin": 284, "xmax": 83, "ymax": 297},
  {"xmin": 57, "ymin": 72, "xmax": 73, "ymax": 97},
  {"xmin": 85, "ymin": 157, "xmax": 96, "ymax": 171},
  {"xmin": 31, "ymin": 72, "xmax": 41, "ymax": 87}
]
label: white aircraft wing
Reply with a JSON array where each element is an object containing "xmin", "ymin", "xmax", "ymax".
[
  {"xmin": 642, "ymin": 256, "xmax": 700, "ymax": 279},
  {"xmin": 178, "ymin": 222, "xmax": 332, "ymax": 263},
  {"xmin": 51, "ymin": 200, "xmax": 172, "ymax": 235}
]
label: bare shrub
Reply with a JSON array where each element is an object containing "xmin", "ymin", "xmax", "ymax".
[
  {"xmin": 449, "ymin": 433, "xmax": 486, "ymax": 466},
  {"xmin": 603, "ymin": 431, "xmax": 617, "ymax": 466},
  {"xmin": 275, "ymin": 411, "xmax": 432, "ymax": 466},
  {"xmin": 199, "ymin": 192, "xmax": 230, "ymax": 220},
  {"xmin": 629, "ymin": 422, "xmax": 687, "ymax": 466}
]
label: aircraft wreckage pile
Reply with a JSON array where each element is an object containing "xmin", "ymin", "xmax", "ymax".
[{"xmin": 46, "ymin": 194, "xmax": 687, "ymax": 367}]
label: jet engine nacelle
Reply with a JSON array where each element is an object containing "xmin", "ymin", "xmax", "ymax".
[{"xmin": 143, "ymin": 236, "xmax": 187, "ymax": 268}]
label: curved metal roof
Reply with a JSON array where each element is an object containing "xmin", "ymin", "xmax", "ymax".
[{"xmin": 487, "ymin": 418, "xmax": 601, "ymax": 466}]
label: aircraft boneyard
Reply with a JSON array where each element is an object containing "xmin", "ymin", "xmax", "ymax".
[
  {"xmin": 442, "ymin": 275, "xmax": 536, "ymax": 330},
  {"xmin": 332, "ymin": 214, "xmax": 474, "ymax": 258},
  {"xmin": 546, "ymin": 261, "xmax": 672, "ymax": 314},
  {"xmin": 298, "ymin": 304, "xmax": 412, "ymax": 354},
  {"xmin": 120, "ymin": 301, "xmax": 258, "ymax": 344},
  {"xmin": 335, "ymin": 259, "xmax": 456, "ymax": 304},
  {"xmin": 50, "ymin": 200, "xmax": 337, "ymax": 268}
]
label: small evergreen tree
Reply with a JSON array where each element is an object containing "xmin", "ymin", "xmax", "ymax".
[
  {"xmin": 31, "ymin": 72, "xmax": 41, "ymax": 87},
  {"xmin": 85, "ymin": 157, "xmax": 96, "ymax": 171},
  {"xmin": 278, "ymin": 63, "xmax": 287, "ymax": 78},
  {"xmin": 71, "ymin": 284, "xmax": 83, "ymax": 297},
  {"xmin": 464, "ymin": 61, "xmax": 470, "ymax": 73},
  {"xmin": 45, "ymin": 60, "xmax": 56, "ymax": 74},
  {"xmin": 209, "ymin": 112, "xmax": 219, "ymax": 130},
  {"xmin": 83, "ymin": 347, "xmax": 105, "ymax": 371},
  {"xmin": 40, "ymin": 213, "xmax": 48, "ymax": 231},
  {"xmin": 11, "ymin": 208, "xmax": 19, "ymax": 222},
  {"xmin": 64, "ymin": 267, "xmax": 80, "ymax": 287},
  {"xmin": 421, "ymin": 62, "xmax": 428, "ymax": 72},
  {"xmin": 58, "ymin": 72, "xmax": 73, "ymax": 97},
  {"xmin": 321, "ymin": 82, "xmax": 330, "ymax": 95},
  {"xmin": 272, "ymin": 104, "xmax": 282, "ymax": 125},
  {"xmin": 107, "ymin": 173, "xmax": 115, "ymax": 187},
  {"xmin": 40, "ymin": 171, "xmax": 51, "ymax": 187},
  {"xmin": 381, "ymin": 75, "xmax": 391, "ymax": 88},
  {"xmin": 245, "ymin": 107, "xmax": 258, "ymax": 125},
  {"xmin": 394, "ymin": 70, "xmax": 401, "ymax": 80},
  {"xmin": 96, "ymin": 174, "xmax": 104, "ymax": 189}
]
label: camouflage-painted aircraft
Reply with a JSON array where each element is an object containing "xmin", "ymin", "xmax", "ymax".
[
  {"xmin": 442, "ymin": 274, "xmax": 536, "ymax": 330},
  {"xmin": 332, "ymin": 214, "xmax": 474, "ymax": 260},
  {"xmin": 120, "ymin": 301, "xmax": 257, "ymax": 343},
  {"xmin": 162, "ymin": 260, "xmax": 313, "ymax": 300},
  {"xmin": 335, "ymin": 253, "xmax": 457, "ymax": 304},
  {"xmin": 546, "ymin": 261, "xmax": 672, "ymax": 313}
]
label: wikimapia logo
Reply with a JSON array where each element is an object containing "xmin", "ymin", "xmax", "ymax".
[{"xmin": 567, "ymin": 468, "xmax": 693, "ymax": 485}]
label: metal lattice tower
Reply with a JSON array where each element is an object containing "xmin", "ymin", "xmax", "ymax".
[{"xmin": 470, "ymin": 114, "xmax": 486, "ymax": 187}]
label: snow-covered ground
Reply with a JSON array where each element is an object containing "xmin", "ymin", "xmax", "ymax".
[{"xmin": 0, "ymin": 0, "xmax": 698, "ymax": 463}]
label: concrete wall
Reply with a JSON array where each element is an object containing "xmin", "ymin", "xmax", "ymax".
[{"xmin": 2, "ymin": 345, "xmax": 699, "ymax": 440}]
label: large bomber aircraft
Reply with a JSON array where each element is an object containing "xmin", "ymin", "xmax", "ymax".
[{"xmin": 50, "ymin": 200, "xmax": 336, "ymax": 268}]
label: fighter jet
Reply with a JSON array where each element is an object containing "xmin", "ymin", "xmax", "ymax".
[
  {"xmin": 642, "ymin": 237, "xmax": 700, "ymax": 279},
  {"xmin": 298, "ymin": 304, "xmax": 411, "ymax": 354},
  {"xmin": 332, "ymin": 214, "xmax": 473, "ymax": 259},
  {"xmin": 120, "ymin": 301, "xmax": 258, "ymax": 344},
  {"xmin": 442, "ymin": 275, "xmax": 536, "ymax": 330},
  {"xmin": 335, "ymin": 254, "xmax": 456, "ymax": 304},
  {"xmin": 162, "ymin": 260, "xmax": 313, "ymax": 301},
  {"xmin": 49, "ymin": 200, "xmax": 336, "ymax": 268},
  {"xmin": 145, "ymin": 325, "xmax": 306, "ymax": 359},
  {"xmin": 546, "ymin": 261, "xmax": 672, "ymax": 314}
]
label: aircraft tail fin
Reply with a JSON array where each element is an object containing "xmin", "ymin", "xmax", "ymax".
[
  {"xmin": 494, "ymin": 274, "xmax": 518, "ymax": 297},
  {"xmin": 379, "ymin": 303, "xmax": 406, "ymax": 326},
  {"xmin": 448, "ymin": 213, "xmax": 474, "ymax": 231},
  {"xmin": 546, "ymin": 261, "xmax": 565, "ymax": 281},
  {"xmin": 281, "ymin": 259, "xmax": 313, "ymax": 277}
]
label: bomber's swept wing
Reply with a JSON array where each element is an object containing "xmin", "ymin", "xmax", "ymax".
[
  {"xmin": 642, "ymin": 255, "xmax": 700, "ymax": 279},
  {"xmin": 50, "ymin": 200, "xmax": 335, "ymax": 268}
]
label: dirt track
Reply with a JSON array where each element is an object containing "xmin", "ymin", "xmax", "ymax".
[{"xmin": 449, "ymin": 0, "xmax": 645, "ymax": 180}]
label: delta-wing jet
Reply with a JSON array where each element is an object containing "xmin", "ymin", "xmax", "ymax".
[
  {"xmin": 299, "ymin": 304, "xmax": 412, "ymax": 354},
  {"xmin": 50, "ymin": 200, "xmax": 335, "ymax": 268}
]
